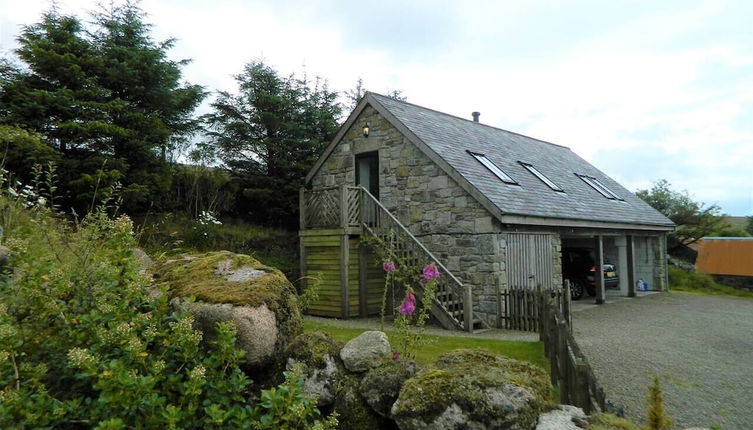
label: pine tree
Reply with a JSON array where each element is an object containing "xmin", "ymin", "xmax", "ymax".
[
  {"xmin": 644, "ymin": 375, "xmax": 673, "ymax": 430},
  {"xmin": 202, "ymin": 60, "xmax": 341, "ymax": 227},
  {"xmin": 0, "ymin": 2, "xmax": 205, "ymax": 213}
]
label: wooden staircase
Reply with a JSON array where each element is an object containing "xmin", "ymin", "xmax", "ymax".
[{"xmin": 357, "ymin": 187, "xmax": 487, "ymax": 332}]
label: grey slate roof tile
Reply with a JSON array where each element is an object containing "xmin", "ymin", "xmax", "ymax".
[{"xmin": 370, "ymin": 93, "xmax": 674, "ymax": 227}]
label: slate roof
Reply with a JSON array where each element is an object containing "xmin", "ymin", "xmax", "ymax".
[{"xmin": 367, "ymin": 93, "xmax": 674, "ymax": 228}]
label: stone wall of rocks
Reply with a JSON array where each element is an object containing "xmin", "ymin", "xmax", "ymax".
[{"xmin": 634, "ymin": 235, "xmax": 667, "ymax": 291}]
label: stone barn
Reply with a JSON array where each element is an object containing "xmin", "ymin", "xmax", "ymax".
[{"xmin": 299, "ymin": 92, "xmax": 674, "ymax": 331}]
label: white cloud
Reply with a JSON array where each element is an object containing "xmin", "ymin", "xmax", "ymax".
[{"xmin": 1, "ymin": 0, "xmax": 751, "ymax": 214}]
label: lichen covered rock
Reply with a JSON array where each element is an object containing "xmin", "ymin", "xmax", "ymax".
[
  {"xmin": 332, "ymin": 373, "xmax": 384, "ymax": 430},
  {"xmin": 155, "ymin": 251, "xmax": 302, "ymax": 366},
  {"xmin": 339, "ymin": 330, "xmax": 390, "ymax": 372},
  {"xmin": 360, "ymin": 358, "xmax": 421, "ymax": 418},
  {"xmin": 284, "ymin": 332, "xmax": 345, "ymax": 406},
  {"xmin": 391, "ymin": 349, "xmax": 552, "ymax": 430},
  {"xmin": 189, "ymin": 302, "xmax": 277, "ymax": 366}
]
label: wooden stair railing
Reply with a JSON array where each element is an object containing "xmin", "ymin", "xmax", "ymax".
[{"xmin": 356, "ymin": 186, "xmax": 487, "ymax": 333}]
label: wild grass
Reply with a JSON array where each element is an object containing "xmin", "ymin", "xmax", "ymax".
[
  {"xmin": 303, "ymin": 320, "xmax": 548, "ymax": 369},
  {"xmin": 135, "ymin": 212, "xmax": 299, "ymax": 280},
  {"xmin": 669, "ymin": 266, "xmax": 753, "ymax": 299}
]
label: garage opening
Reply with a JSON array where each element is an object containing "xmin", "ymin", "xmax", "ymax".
[
  {"xmin": 561, "ymin": 236, "xmax": 620, "ymax": 302},
  {"xmin": 561, "ymin": 234, "xmax": 666, "ymax": 304}
]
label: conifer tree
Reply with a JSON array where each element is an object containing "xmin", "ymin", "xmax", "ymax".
[{"xmin": 644, "ymin": 375, "xmax": 672, "ymax": 430}]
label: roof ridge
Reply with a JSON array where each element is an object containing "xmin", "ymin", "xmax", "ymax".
[{"xmin": 366, "ymin": 91, "xmax": 571, "ymax": 150}]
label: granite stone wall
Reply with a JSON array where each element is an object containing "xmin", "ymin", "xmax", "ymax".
[
  {"xmin": 634, "ymin": 235, "xmax": 667, "ymax": 291},
  {"xmin": 310, "ymin": 106, "xmax": 508, "ymax": 325}
]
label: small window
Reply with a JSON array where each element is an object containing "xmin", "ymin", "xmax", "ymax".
[
  {"xmin": 468, "ymin": 151, "xmax": 517, "ymax": 184},
  {"xmin": 519, "ymin": 162, "xmax": 563, "ymax": 192},
  {"xmin": 577, "ymin": 174, "xmax": 622, "ymax": 200}
]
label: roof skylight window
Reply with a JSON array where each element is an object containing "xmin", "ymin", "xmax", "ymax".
[
  {"xmin": 519, "ymin": 162, "xmax": 563, "ymax": 192},
  {"xmin": 468, "ymin": 151, "xmax": 517, "ymax": 185},
  {"xmin": 577, "ymin": 174, "xmax": 623, "ymax": 200}
]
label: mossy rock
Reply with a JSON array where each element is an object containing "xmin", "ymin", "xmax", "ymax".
[
  {"xmin": 435, "ymin": 348, "xmax": 553, "ymax": 403},
  {"xmin": 332, "ymin": 373, "xmax": 385, "ymax": 430},
  {"xmin": 586, "ymin": 413, "xmax": 639, "ymax": 430},
  {"xmin": 392, "ymin": 349, "xmax": 553, "ymax": 430},
  {"xmin": 360, "ymin": 359, "xmax": 421, "ymax": 418},
  {"xmin": 155, "ymin": 251, "xmax": 303, "ymax": 363},
  {"xmin": 285, "ymin": 331, "xmax": 344, "ymax": 369},
  {"xmin": 279, "ymin": 332, "xmax": 346, "ymax": 406}
]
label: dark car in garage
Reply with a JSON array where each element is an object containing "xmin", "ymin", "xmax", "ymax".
[{"xmin": 562, "ymin": 248, "xmax": 619, "ymax": 300}]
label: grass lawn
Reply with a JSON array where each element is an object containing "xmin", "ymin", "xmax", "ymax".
[{"xmin": 303, "ymin": 320, "xmax": 548, "ymax": 370}]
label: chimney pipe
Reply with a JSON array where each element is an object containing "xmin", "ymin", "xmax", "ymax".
[{"xmin": 472, "ymin": 111, "xmax": 480, "ymax": 122}]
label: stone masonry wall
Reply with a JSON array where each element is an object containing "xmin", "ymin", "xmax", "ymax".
[
  {"xmin": 310, "ymin": 106, "xmax": 505, "ymax": 326},
  {"xmin": 634, "ymin": 235, "xmax": 667, "ymax": 291}
]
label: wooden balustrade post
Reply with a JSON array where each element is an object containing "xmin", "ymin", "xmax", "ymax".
[{"xmin": 340, "ymin": 184, "xmax": 348, "ymax": 229}]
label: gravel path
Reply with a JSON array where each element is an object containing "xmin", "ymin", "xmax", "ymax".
[{"xmin": 572, "ymin": 292, "xmax": 753, "ymax": 429}]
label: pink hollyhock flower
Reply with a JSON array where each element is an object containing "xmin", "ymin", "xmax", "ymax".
[
  {"xmin": 392, "ymin": 350, "xmax": 400, "ymax": 361},
  {"xmin": 382, "ymin": 261, "xmax": 396, "ymax": 272},
  {"xmin": 399, "ymin": 290, "xmax": 416, "ymax": 315},
  {"xmin": 422, "ymin": 263, "xmax": 441, "ymax": 280}
]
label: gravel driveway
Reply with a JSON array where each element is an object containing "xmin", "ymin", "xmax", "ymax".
[{"xmin": 572, "ymin": 292, "xmax": 753, "ymax": 430}]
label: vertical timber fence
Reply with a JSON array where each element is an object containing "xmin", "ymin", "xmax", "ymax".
[
  {"xmin": 500, "ymin": 283, "xmax": 571, "ymax": 331},
  {"xmin": 538, "ymin": 282, "xmax": 623, "ymax": 415}
]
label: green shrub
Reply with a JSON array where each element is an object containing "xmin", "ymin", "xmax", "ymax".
[
  {"xmin": 644, "ymin": 376, "xmax": 672, "ymax": 430},
  {"xmin": 669, "ymin": 266, "xmax": 753, "ymax": 298},
  {"xmin": 0, "ymin": 195, "xmax": 331, "ymax": 429}
]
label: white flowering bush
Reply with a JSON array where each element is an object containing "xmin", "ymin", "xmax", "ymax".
[
  {"xmin": 198, "ymin": 210, "xmax": 222, "ymax": 226},
  {"xmin": 0, "ymin": 194, "xmax": 335, "ymax": 428}
]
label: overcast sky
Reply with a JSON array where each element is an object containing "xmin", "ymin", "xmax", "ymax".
[{"xmin": 1, "ymin": 0, "xmax": 751, "ymax": 215}]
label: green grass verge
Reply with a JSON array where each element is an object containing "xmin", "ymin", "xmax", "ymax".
[
  {"xmin": 669, "ymin": 266, "xmax": 753, "ymax": 299},
  {"xmin": 303, "ymin": 321, "xmax": 548, "ymax": 369}
]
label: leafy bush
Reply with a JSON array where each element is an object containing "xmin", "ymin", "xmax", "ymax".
[
  {"xmin": 669, "ymin": 266, "xmax": 753, "ymax": 298},
  {"xmin": 0, "ymin": 194, "xmax": 332, "ymax": 428}
]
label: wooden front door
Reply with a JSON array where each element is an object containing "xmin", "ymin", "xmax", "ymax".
[{"xmin": 355, "ymin": 152, "xmax": 379, "ymax": 199}]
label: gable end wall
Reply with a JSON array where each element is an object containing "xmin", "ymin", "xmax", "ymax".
[{"xmin": 310, "ymin": 105, "xmax": 506, "ymax": 325}]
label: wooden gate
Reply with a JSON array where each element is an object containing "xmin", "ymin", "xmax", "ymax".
[{"xmin": 502, "ymin": 233, "xmax": 558, "ymax": 331}]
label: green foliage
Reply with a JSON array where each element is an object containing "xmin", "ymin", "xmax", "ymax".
[
  {"xmin": 136, "ymin": 212, "xmax": 298, "ymax": 279},
  {"xmin": 668, "ymin": 266, "xmax": 753, "ymax": 298},
  {"xmin": 202, "ymin": 60, "xmax": 341, "ymax": 228},
  {"xmin": 255, "ymin": 365, "xmax": 338, "ymax": 429},
  {"xmin": 746, "ymin": 216, "xmax": 753, "ymax": 236},
  {"xmin": 587, "ymin": 413, "xmax": 639, "ymax": 430},
  {"xmin": 0, "ymin": 192, "xmax": 330, "ymax": 428},
  {"xmin": 363, "ymin": 232, "xmax": 440, "ymax": 359},
  {"xmin": 0, "ymin": 2, "xmax": 205, "ymax": 213},
  {"xmin": 636, "ymin": 179, "xmax": 724, "ymax": 250},
  {"xmin": 644, "ymin": 376, "xmax": 672, "ymax": 430}
]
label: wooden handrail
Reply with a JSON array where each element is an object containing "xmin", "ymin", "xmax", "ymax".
[{"xmin": 357, "ymin": 186, "xmax": 479, "ymax": 332}]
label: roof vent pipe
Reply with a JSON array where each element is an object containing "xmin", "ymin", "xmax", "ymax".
[{"xmin": 472, "ymin": 111, "xmax": 480, "ymax": 122}]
